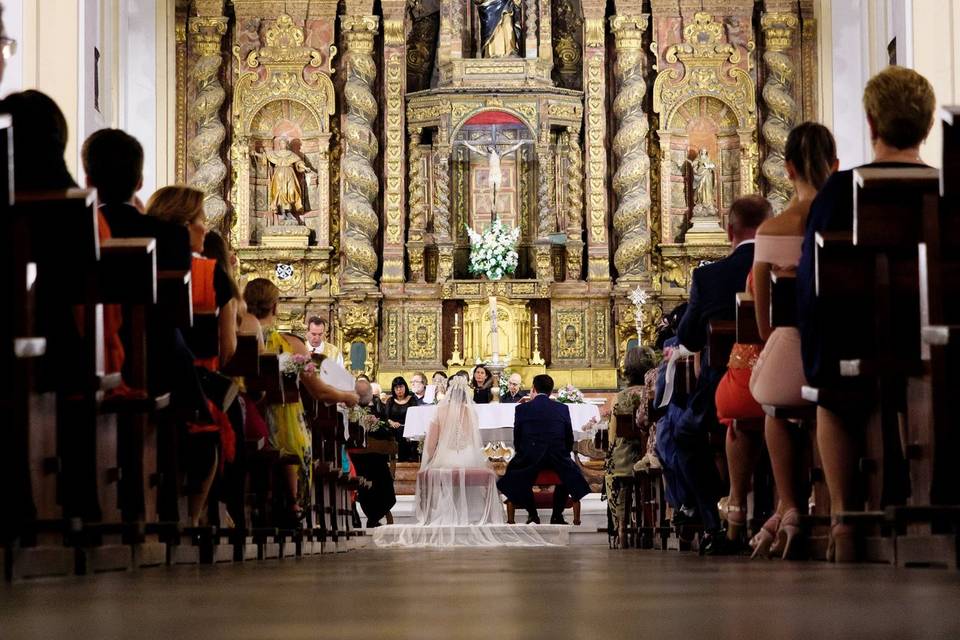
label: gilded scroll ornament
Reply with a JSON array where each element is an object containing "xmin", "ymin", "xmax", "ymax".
[
  {"xmin": 611, "ymin": 15, "xmax": 652, "ymax": 281},
  {"xmin": 188, "ymin": 16, "xmax": 229, "ymax": 230},
  {"xmin": 341, "ymin": 15, "xmax": 380, "ymax": 285},
  {"xmin": 761, "ymin": 13, "xmax": 798, "ymax": 211}
]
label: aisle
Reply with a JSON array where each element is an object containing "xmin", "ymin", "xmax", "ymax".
[{"xmin": 4, "ymin": 547, "xmax": 960, "ymax": 639}]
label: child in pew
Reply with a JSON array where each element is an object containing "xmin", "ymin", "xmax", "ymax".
[
  {"xmin": 0, "ymin": 90, "xmax": 130, "ymax": 394},
  {"xmin": 794, "ymin": 66, "xmax": 936, "ymax": 562},
  {"xmin": 747, "ymin": 123, "xmax": 838, "ymax": 559}
]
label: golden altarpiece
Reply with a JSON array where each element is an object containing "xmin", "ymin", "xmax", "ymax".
[{"xmin": 176, "ymin": 0, "xmax": 818, "ymax": 389}]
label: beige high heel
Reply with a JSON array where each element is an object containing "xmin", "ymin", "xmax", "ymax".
[
  {"xmin": 776, "ymin": 509, "xmax": 802, "ymax": 560},
  {"xmin": 827, "ymin": 522, "xmax": 855, "ymax": 563},
  {"xmin": 749, "ymin": 512, "xmax": 781, "ymax": 559}
]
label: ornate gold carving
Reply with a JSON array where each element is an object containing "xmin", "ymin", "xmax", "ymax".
[
  {"xmin": 535, "ymin": 242, "xmax": 553, "ymax": 281},
  {"xmin": 553, "ymin": 0, "xmax": 583, "ymax": 90},
  {"xmin": 407, "ymin": 129, "xmax": 425, "ymax": 239},
  {"xmin": 652, "ymin": 12, "xmax": 757, "ymax": 132},
  {"xmin": 406, "ymin": 311, "xmax": 439, "ymax": 361},
  {"xmin": 340, "ymin": 15, "xmax": 380, "ymax": 285},
  {"xmin": 584, "ymin": 44, "xmax": 610, "ymax": 280},
  {"xmin": 382, "ymin": 26, "xmax": 406, "ymax": 282},
  {"xmin": 554, "ymin": 310, "xmax": 586, "ymax": 360},
  {"xmin": 386, "ymin": 309, "xmax": 400, "ymax": 360},
  {"xmin": 188, "ymin": 16, "xmax": 229, "ymax": 230},
  {"xmin": 566, "ymin": 128, "xmax": 583, "ymax": 237},
  {"xmin": 761, "ymin": 12, "xmax": 798, "ymax": 211},
  {"xmin": 436, "ymin": 243, "xmax": 454, "ymax": 282},
  {"xmin": 246, "ymin": 14, "xmax": 322, "ymax": 68},
  {"xmin": 339, "ymin": 302, "xmax": 378, "ymax": 375},
  {"xmin": 611, "ymin": 14, "xmax": 652, "ymax": 282},
  {"xmin": 584, "ymin": 18, "xmax": 604, "ymax": 47},
  {"xmin": 432, "ymin": 149, "xmax": 452, "ymax": 241},
  {"xmin": 537, "ymin": 146, "xmax": 555, "ymax": 238},
  {"xmin": 594, "ymin": 308, "xmax": 608, "ymax": 359}
]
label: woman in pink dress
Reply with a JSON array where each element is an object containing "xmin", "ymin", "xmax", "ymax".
[{"xmin": 748, "ymin": 123, "xmax": 838, "ymax": 558}]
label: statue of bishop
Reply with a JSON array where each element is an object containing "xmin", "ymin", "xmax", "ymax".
[{"xmin": 253, "ymin": 137, "xmax": 315, "ymax": 225}]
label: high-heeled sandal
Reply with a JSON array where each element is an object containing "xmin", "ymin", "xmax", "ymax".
[
  {"xmin": 749, "ymin": 512, "xmax": 781, "ymax": 559},
  {"xmin": 827, "ymin": 522, "xmax": 855, "ymax": 563},
  {"xmin": 724, "ymin": 504, "xmax": 747, "ymax": 542},
  {"xmin": 776, "ymin": 509, "xmax": 802, "ymax": 560}
]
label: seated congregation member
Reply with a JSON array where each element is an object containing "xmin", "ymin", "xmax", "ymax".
[
  {"xmin": 675, "ymin": 194, "xmax": 769, "ymax": 555},
  {"xmin": 605, "ymin": 347, "xmax": 659, "ymax": 546},
  {"xmin": 203, "ymin": 231, "xmax": 246, "ymax": 330},
  {"xmin": 497, "ymin": 374, "xmax": 591, "ymax": 525},
  {"xmin": 410, "ymin": 372, "xmax": 429, "ymax": 403},
  {"xmin": 430, "ymin": 370, "xmax": 449, "ymax": 403},
  {"xmin": 471, "ymin": 365, "xmax": 493, "ymax": 404},
  {"xmin": 653, "ymin": 336, "xmax": 697, "ymax": 525},
  {"xmin": 713, "ymin": 196, "xmax": 773, "ymax": 546},
  {"xmin": 146, "ymin": 186, "xmax": 241, "ymax": 526},
  {"xmin": 747, "ymin": 123, "xmax": 838, "ymax": 559},
  {"xmin": 795, "ymin": 66, "xmax": 935, "ymax": 561},
  {"xmin": 348, "ymin": 378, "xmax": 396, "ymax": 527},
  {"xmin": 501, "ymin": 373, "xmax": 528, "ymax": 403},
  {"xmin": 146, "ymin": 186, "xmax": 238, "ymax": 367},
  {"xmin": 0, "ymin": 90, "xmax": 127, "ymax": 382},
  {"xmin": 244, "ymin": 278, "xmax": 358, "ymax": 524},
  {"xmin": 382, "ymin": 376, "xmax": 420, "ymax": 462}
]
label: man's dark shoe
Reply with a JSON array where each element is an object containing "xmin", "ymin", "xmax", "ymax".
[
  {"xmin": 526, "ymin": 511, "xmax": 541, "ymax": 525},
  {"xmin": 699, "ymin": 531, "xmax": 740, "ymax": 556},
  {"xmin": 550, "ymin": 514, "xmax": 568, "ymax": 525}
]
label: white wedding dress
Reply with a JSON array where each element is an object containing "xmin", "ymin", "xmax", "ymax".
[{"xmin": 372, "ymin": 380, "xmax": 549, "ymax": 548}]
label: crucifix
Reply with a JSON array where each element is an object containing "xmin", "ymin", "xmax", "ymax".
[{"xmin": 463, "ymin": 133, "xmax": 528, "ymax": 214}]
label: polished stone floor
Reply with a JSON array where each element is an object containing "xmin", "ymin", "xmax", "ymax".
[{"xmin": 3, "ymin": 548, "xmax": 960, "ymax": 640}]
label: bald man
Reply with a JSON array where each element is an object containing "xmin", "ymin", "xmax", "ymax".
[{"xmin": 501, "ymin": 373, "xmax": 528, "ymax": 403}]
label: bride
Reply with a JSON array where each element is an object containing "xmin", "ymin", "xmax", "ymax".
[{"xmin": 372, "ymin": 378, "xmax": 547, "ymax": 547}]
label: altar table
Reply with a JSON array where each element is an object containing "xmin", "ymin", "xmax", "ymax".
[{"xmin": 403, "ymin": 403, "xmax": 601, "ymax": 445}]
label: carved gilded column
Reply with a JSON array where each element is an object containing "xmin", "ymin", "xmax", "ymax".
[
  {"xmin": 535, "ymin": 142, "xmax": 555, "ymax": 282},
  {"xmin": 538, "ymin": 0, "xmax": 553, "ymax": 68},
  {"xmin": 582, "ymin": 16, "xmax": 610, "ymax": 281},
  {"xmin": 565, "ymin": 125, "xmax": 584, "ymax": 279},
  {"xmin": 760, "ymin": 11, "xmax": 799, "ymax": 212},
  {"xmin": 525, "ymin": 0, "xmax": 539, "ymax": 58},
  {"xmin": 381, "ymin": 17, "xmax": 406, "ymax": 283},
  {"xmin": 187, "ymin": 16, "xmax": 229, "ymax": 230},
  {"xmin": 340, "ymin": 15, "xmax": 380, "ymax": 287},
  {"xmin": 610, "ymin": 14, "xmax": 651, "ymax": 283},
  {"xmin": 433, "ymin": 146, "xmax": 454, "ymax": 282},
  {"xmin": 407, "ymin": 128, "xmax": 426, "ymax": 282}
]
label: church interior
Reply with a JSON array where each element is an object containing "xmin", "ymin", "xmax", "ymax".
[{"xmin": 3, "ymin": 0, "xmax": 960, "ymax": 637}]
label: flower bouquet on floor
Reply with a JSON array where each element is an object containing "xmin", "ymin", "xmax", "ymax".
[
  {"xmin": 465, "ymin": 219, "xmax": 521, "ymax": 281},
  {"xmin": 556, "ymin": 384, "xmax": 585, "ymax": 404}
]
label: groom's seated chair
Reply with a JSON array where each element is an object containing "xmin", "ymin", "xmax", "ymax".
[{"xmin": 505, "ymin": 470, "xmax": 582, "ymax": 526}]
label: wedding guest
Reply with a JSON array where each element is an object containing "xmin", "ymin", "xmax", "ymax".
[
  {"xmin": 471, "ymin": 365, "xmax": 493, "ymax": 404},
  {"xmin": 796, "ymin": 66, "xmax": 935, "ymax": 561},
  {"xmin": 348, "ymin": 378, "xmax": 395, "ymax": 527},
  {"xmin": 605, "ymin": 346, "xmax": 658, "ymax": 546},
  {"xmin": 747, "ymin": 123, "xmax": 837, "ymax": 559},
  {"xmin": 410, "ymin": 372, "xmax": 429, "ymax": 403},
  {"xmin": 382, "ymin": 376, "xmax": 420, "ymax": 462},
  {"xmin": 146, "ymin": 186, "xmax": 238, "ymax": 367},
  {"xmin": 501, "ymin": 373, "xmax": 528, "ymax": 403},
  {"xmin": 202, "ymin": 231, "xmax": 245, "ymax": 326},
  {"xmin": 244, "ymin": 278, "xmax": 358, "ymax": 524},
  {"xmin": 431, "ymin": 370, "xmax": 449, "ymax": 403},
  {"xmin": 675, "ymin": 194, "xmax": 769, "ymax": 555}
]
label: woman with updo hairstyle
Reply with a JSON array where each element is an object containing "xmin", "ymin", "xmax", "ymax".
[
  {"xmin": 243, "ymin": 278, "xmax": 359, "ymax": 522},
  {"xmin": 146, "ymin": 186, "xmax": 237, "ymax": 366}
]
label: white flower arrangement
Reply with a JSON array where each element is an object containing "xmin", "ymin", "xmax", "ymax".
[
  {"xmin": 556, "ymin": 384, "xmax": 585, "ymax": 404},
  {"xmin": 465, "ymin": 219, "xmax": 521, "ymax": 281}
]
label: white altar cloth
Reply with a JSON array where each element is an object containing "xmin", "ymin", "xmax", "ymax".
[{"xmin": 403, "ymin": 403, "xmax": 601, "ymax": 444}]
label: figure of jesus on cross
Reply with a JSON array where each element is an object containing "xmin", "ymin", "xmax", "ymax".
[{"xmin": 463, "ymin": 138, "xmax": 528, "ymax": 213}]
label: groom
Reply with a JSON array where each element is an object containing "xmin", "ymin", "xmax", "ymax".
[{"xmin": 497, "ymin": 374, "xmax": 591, "ymax": 524}]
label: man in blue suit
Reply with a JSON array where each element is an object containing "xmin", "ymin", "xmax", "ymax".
[
  {"xmin": 674, "ymin": 194, "xmax": 770, "ymax": 554},
  {"xmin": 497, "ymin": 374, "xmax": 591, "ymax": 524}
]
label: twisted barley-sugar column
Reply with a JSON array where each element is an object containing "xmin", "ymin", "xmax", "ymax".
[
  {"xmin": 537, "ymin": 145, "xmax": 555, "ymax": 238},
  {"xmin": 760, "ymin": 12, "xmax": 799, "ymax": 212},
  {"xmin": 610, "ymin": 14, "xmax": 651, "ymax": 281},
  {"xmin": 432, "ymin": 149, "xmax": 452, "ymax": 242},
  {"xmin": 188, "ymin": 17, "xmax": 229, "ymax": 230},
  {"xmin": 407, "ymin": 129, "xmax": 425, "ymax": 237},
  {"xmin": 565, "ymin": 129, "xmax": 584, "ymax": 278},
  {"xmin": 341, "ymin": 15, "xmax": 380, "ymax": 285}
]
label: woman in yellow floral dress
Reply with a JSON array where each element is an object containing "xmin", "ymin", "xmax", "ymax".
[{"xmin": 243, "ymin": 278, "xmax": 359, "ymax": 523}]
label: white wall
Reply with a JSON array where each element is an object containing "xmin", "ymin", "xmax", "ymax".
[
  {"xmin": 0, "ymin": 0, "xmax": 170, "ymax": 195},
  {"xmin": 824, "ymin": 0, "xmax": 960, "ymax": 169}
]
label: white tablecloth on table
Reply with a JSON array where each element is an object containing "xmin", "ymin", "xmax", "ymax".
[{"xmin": 403, "ymin": 403, "xmax": 601, "ymax": 445}]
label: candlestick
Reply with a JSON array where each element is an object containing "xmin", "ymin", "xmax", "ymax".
[{"xmin": 530, "ymin": 309, "xmax": 545, "ymax": 366}]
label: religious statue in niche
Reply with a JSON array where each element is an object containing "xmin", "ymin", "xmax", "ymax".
[
  {"xmin": 253, "ymin": 137, "xmax": 315, "ymax": 225},
  {"xmin": 463, "ymin": 140, "xmax": 526, "ymax": 212},
  {"xmin": 689, "ymin": 148, "xmax": 717, "ymax": 217},
  {"xmin": 475, "ymin": 0, "xmax": 523, "ymax": 58}
]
